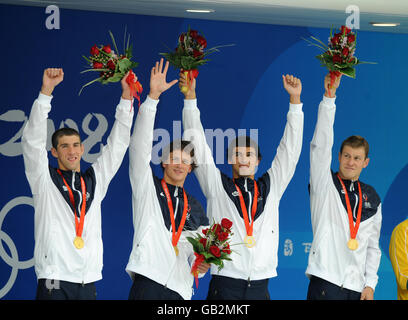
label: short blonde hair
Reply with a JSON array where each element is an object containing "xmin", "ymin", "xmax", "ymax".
[{"xmin": 340, "ymin": 135, "xmax": 369, "ymax": 158}]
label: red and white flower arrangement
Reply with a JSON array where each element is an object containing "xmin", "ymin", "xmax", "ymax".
[
  {"xmin": 304, "ymin": 25, "xmax": 376, "ymax": 92},
  {"xmin": 187, "ymin": 218, "xmax": 234, "ymax": 288},
  {"xmin": 160, "ymin": 27, "xmax": 232, "ymax": 93},
  {"xmin": 80, "ymin": 30, "xmax": 143, "ymax": 108}
]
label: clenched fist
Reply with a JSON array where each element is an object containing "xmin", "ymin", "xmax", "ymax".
[
  {"xmin": 282, "ymin": 74, "xmax": 302, "ymax": 104},
  {"xmin": 41, "ymin": 68, "xmax": 64, "ymax": 96}
]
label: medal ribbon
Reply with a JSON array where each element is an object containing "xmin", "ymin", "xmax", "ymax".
[
  {"xmin": 57, "ymin": 169, "xmax": 87, "ymax": 239},
  {"xmin": 234, "ymin": 180, "xmax": 259, "ymax": 237},
  {"xmin": 161, "ymin": 179, "xmax": 188, "ymax": 250},
  {"xmin": 336, "ymin": 173, "xmax": 362, "ymax": 241}
]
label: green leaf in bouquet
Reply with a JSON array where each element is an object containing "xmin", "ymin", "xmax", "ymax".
[
  {"xmin": 108, "ymin": 30, "xmax": 120, "ymax": 55},
  {"xmin": 315, "ymin": 54, "xmax": 326, "ymax": 65},
  {"xmin": 210, "ymin": 259, "xmax": 222, "ymax": 267},
  {"xmin": 78, "ymin": 76, "xmax": 103, "ymax": 96},
  {"xmin": 339, "ymin": 66, "xmax": 356, "ymax": 78},
  {"xmin": 220, "ymin": 252, "xmax": 231, "ymax": 260},
  {"xmin": 302, "ymin": 36, "xmax": 328, "ymax": 53},
  {"xmin": 180, "ymin": 56, "xmax": 196, "ymax": 70},
  {"xmin": 118, "ymin": 58, "xmax": 132, "ymax": 73},
  {"xmin": 197, "ymin": 242, "xmax": 205, "ymax": 253},
  {"xmin": 80, "ymin": 68, "xmax": 110, "ymax": 74},
  {"xmin": 129, "ymin": 61, "xmax": 139, "ymax": 69},
  {"xmin": 106, "ymin": 72, "xmax": 124, "ymax": 83},
  {"xmin": 202, "ymin": 44, "xmax": 235, "ymax": 58},
  {"xmin": 186, "ymin": 236, "xmax": 202, "ymax": 253},
  {"xmin": 202, "ymin": 251, "xmax": 215, "ymax": 260},
  {"xmin": 125, "ymin": 43, "xmax": 133, "ymax": 59},
  {"xmin": 82, "ymin": 55, "xmax": 92, "ymax": 64},
  {"xmin": 186, "ymin": 236, "xmax": 196, "ymax": 246},
  {"xmin": 160, "ymin": 51, "xmax": 181, "ymax": 69},
  {"xmin": 355, "ymin": 59, "xmax": 377, "ymax": 65}
]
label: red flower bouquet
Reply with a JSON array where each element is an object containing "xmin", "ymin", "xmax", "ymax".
[
  {"xmin": 187, "ymin": 218, "xmax": 234, "ymax": 288},
  {"xmin": 304, "ymin": 25, "xmax": 376, "ymax": 92},
  {"xmin": 80, "ymin": 30, "xmax": 143, "ymax": 108},
  {"xmin": 160, "ymin": 27, "xmax": 232, "ymax": 93}
]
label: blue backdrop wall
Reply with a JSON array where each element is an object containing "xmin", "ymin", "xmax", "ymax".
[{"xmin": 0, "ymin": 3, "xmax": 406, "ymax": 300}]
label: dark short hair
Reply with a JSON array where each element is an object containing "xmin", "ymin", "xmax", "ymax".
[
  {"xmin": 340, "ymin": 135, "xmax": 369, "ymax": 158},
  {"xmin": 227, "ymin": 135, "xmax": 262, "ymax": 162},
  {"xmin": 160, "ymin": 140, "xmax": 197, "ymax": 171},
  {"xmin": 51, "ymin": 128, "xmax": 81, "ymax": 149}
]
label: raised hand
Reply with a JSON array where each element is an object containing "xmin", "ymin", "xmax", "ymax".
[
  {"xmin": 149, "ymin": 58, "xmax": 178, "ymax": 100},
  {"xmin": 282, "ymin": 74, "xmax": 302, "ymax": 104},
  {"xmin": 179, "ymin": 71, "xmax": 196, "ymax": 100},
  {"xmin": 41, "ymin": 68, "xmax": 64, "ymax": 96},
  {"xmin": 324, "ymin": 73, "xmax": 342, "ymax": 98},
  {"xmin": 121, "ymin": 70, "xmax": 135, "ymax": 100}
]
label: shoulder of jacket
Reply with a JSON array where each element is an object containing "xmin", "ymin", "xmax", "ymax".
[{"xmin": 359, "ymin": 181, "xmax": 381, "ymax": 204}]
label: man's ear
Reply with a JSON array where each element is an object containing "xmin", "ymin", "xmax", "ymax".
[
  {"xmin": 363, "ymin": 157, "xmax": 370, "ymax": 169},
  {"xmin": 51, "ymin": 147, "xmax": 59, "ymax": 159}
]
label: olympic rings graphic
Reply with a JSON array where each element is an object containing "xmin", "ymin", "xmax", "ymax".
[{"xmin": 0, "ymin": 196, "xmax": 34, "ymax": 299}]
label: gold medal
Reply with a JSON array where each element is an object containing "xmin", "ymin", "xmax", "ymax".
[
  {"xmin": 57, "ymin": 170, "xmax": 87, "ymax": 252},
  {"xmin": 174, "ymin": 245, "xmax": 179, "ymax": 256},
  {"xmin": 161, "ymin": 179, "xmax": 188, "ymax": 259},
  {"xmin": 337, "ymin": 174, "xmax": 362, "ymax": 253},
  {"xmin": 244, "ymin": 235, "xmax": 256, "ymax": 248},
  {"xmin": 234, "ymin": 180, "xmax": 259, "ymax": 250},
  {"xmin": 347, "ymin": 238, "xmax": 358, "ymax": 251},
  {"xmin": 74, "ymin": 236, "xmax": 84, "ymax": 249}
]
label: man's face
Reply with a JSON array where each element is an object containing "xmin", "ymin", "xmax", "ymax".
[
  {"xmin": 229, "ymin": 146, "xmax": 260, "ymax": 179},
  {"xmin": 162, "ymin": 149, "xmax": 193, "ymax": 186},
  {"xmin": 338, "ymin": 145, "xmax": 369, "ymax": 181},
  {"xmin": 51, "ymin": 135, "xmax": 84, "ymax": 172}
]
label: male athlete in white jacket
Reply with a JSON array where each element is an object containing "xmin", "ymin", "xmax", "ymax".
[
  {"xmin": 22, "ymin": 68, "xmax": 135, "ymax": 299},
  {"xmin": 306, "ymin": 74, "xmax": 382, "ymax": 300},
  {"xmin": 182, "ymin": 73, "xmax": 304, "ymax": 299},
  {"xmin": 126, "ymin": 59, "xmax": 209, "ymax": 300}
]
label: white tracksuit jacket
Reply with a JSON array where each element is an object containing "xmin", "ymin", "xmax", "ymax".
[
  {"xmin": 182, "ymin": 98, "xmax": 304, "ymax": 281},
  {"xmin": 125, "ymin": 97, "xmax": 208, "ymax": 300},
  {"xmin": 306, "ymin": 95, "xmax": 382, "ymax": 292},
  {"xmin": 21, "ymin": 93, "xmax": 134, "ymax": 284}
]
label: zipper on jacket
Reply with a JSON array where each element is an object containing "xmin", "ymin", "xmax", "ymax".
[
  {"xmin": 71, "ymin": 170, "xmax": 83, "ymax": 216},
  {"xmin": 169, "ymin": 187, "xmax": 180, "ymax": 231},
  {"xmin": 174, "ymin": 186, "xmax": 179, "ymax": 220},
  {"xmin": 244, "ymin": 177, "xmax": 255, "ymax": 283},
  {"xmin": 244, "ymin": 178, "xmax": 253, "ymax": 223},
  {"xmin": 353, "ymin": 194, "xmax": 358, "ymax": 219}
]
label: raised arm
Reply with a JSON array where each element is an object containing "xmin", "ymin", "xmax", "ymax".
[
  {"xmin": 21, "ymin": 68, "xmax": 64, "ymax": 193},
  {"xmin": 181, "ymin": 74, "xmax": 223, "ymax": 199},
  {"xmin": 309, "ymin": 74, "xmax": 342, "ymax": 193},
  {"xmin": 267, "ymin": 74, "xmax": 304, "ymax": 199},
  {"xmin": 128, "ymin": 59, "xmax": 178, "ymax": 193},
  {"xmin": 91, "ymin": 71, "xmax": 136, "ymax": 198}
]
